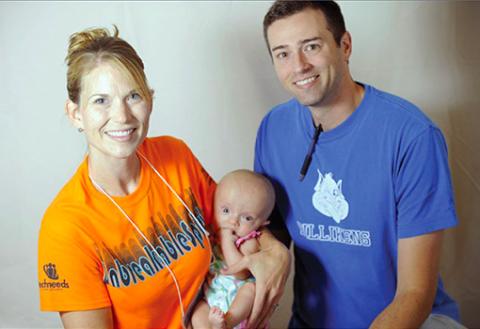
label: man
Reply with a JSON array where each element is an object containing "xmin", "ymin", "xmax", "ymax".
[{"xmin": 254, "ymin": 1, "xmax": 465, "ymax": 328}]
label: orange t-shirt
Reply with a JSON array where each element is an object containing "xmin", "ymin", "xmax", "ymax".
[{"xmin": 38, "ymin": 136, "xmax": 216, "ymax": 329}]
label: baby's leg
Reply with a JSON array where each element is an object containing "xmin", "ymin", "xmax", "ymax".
[
  {"xmin": 191, "ymin": 300, "xmax": 213, "ymax": 329},
  {"xmin": 225, "ymin": 282, "xmax": 255, "ymax": 328},
  {"xmin": 208, "ymin": 306, "xmax": 226, "ymax": 329},
  {"xmin": 191, "ymin": 299, "xmax": 227, "ymax": 329}
]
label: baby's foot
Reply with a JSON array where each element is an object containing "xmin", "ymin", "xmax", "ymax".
[{"xmin": 208, "ymin": 306, "xmax": 226, "ymax": 329}]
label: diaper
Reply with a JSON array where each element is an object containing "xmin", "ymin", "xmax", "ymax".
[{"xmin": 205, "ymin": 258, "xmax": 254, "ymax": 313}]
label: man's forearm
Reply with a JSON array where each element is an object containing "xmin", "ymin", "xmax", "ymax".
[{"xmin": 369, "ymin": 291, "xmax": 433, "ymax": 329}]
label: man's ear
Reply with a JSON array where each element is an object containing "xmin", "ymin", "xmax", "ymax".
[
  {"xmin": 65, "ymin": 99, "xmax": 83, "ymax": 130},
  {"xmin": 263, "ymin": 220, "xmax": 271, "ymax": 227},
  {"xmin": 340, "ymin": 31, "xmax": 353, "ymax": 63}
]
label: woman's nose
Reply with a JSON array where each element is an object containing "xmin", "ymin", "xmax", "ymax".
[{"xmin": 111, "ymin": 100, "xmax": 132, "ymax": 123}]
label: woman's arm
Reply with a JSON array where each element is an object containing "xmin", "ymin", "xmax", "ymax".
[
  {"xmin": 221, "ymin": 228, "xmax": 291, "ymax": 329},
  {"xmin": 60, "ymin": 307, "xmax": 114, "ymax": 329}
]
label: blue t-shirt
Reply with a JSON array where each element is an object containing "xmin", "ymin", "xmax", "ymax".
[{"xmin": 254, "ymin": 84, "xmax": 460, "ymax": 328}]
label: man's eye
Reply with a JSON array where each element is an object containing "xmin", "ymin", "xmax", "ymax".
[
  {"xmin": 276, "ymin": 52, "xmax": 288, "ymax": 59},
  {"xmin": 222, "ymin": 208, "xmax": 229, "ymax": 214},
  {"xmin": 305, "ymin": 44, "xmax": 319, "ymax": 52},
  {"xmin": 94, "ymin": 98, "xmax": 105, "ymax": 104}
]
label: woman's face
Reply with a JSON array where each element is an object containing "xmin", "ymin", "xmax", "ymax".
[{"xmin": 70, "ymin": 62, "xmax": 151, "ymax": 163}]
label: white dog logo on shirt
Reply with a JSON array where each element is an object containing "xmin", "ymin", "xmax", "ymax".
[{"xmin": 312, "ymin": 170, "xmax": 349, "ymax": 223}]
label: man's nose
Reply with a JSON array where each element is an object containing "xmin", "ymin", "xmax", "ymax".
[{"xmin": 293, "ymin": 52, "xmax": 312, "ymax": 74}]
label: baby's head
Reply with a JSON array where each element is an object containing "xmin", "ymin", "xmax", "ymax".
[{"xmin": 215, "ymin": 170, "xmax": 275, "ymax": 237}]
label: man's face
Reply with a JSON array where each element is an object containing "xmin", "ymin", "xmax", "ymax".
[{"xmin": 267, "ymin": 8, "xmax": 351, "ymax": 108}]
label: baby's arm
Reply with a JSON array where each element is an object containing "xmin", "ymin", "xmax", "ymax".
[
  {"xmin": 220, "ymin": 229, "xmax": 251, "ymax": 280},
  {"xmin": 238, "ymin": 238, "xmax": 260, "ymax": 256}
]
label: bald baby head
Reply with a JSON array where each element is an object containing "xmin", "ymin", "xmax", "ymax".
[{"xmin": 215, "ymin": 170, "xmax": 276, "ymax": 235}]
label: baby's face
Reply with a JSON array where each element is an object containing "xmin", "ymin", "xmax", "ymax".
[{"xmin": 215, "ymin": 181, "xmax": 270, "ymax": 238}]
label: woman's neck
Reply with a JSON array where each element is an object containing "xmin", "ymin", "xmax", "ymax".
[{"xmin": 88, "ymin": 152, "xmax": 141, "ymax": 197}]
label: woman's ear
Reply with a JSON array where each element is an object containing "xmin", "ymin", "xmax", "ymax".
[{"xmin": 65, "ymin": 99, "xmax": 83, "ymax": 130}]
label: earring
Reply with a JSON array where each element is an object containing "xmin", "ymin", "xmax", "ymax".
[{"xmin": 78, "ymin": 128, "xmax": 84, "ymax": 132}]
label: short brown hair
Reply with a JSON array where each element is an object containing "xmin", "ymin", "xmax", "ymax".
[
  {"xmin": 65, "ymin": 25, "xmax": 152, "ymax": 106},
  {"xmin": 263, "ymin": 0, "xmax": 346, "ymax": 53}
]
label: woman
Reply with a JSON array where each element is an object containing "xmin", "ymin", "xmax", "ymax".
[{"xmin": 38, "ymin": 26, "xmax": 289, "ymax": 329}]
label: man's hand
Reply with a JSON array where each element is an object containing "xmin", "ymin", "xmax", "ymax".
[{"xmin": 221, "ymin": 229, "xmax": 291, "ymax": 328}]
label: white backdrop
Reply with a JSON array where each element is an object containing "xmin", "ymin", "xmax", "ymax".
[{"xmin": 0, "ymin": 1, "xmax": 479, "ymax": 328}]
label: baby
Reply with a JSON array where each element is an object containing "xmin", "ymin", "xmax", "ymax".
[{"xmin": 191, "ymin": 169, "xmax": 275, "ymax": 329}]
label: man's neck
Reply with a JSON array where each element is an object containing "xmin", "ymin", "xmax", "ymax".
[
  {"xmin": 88, "ymin": 152, "xmax": 141, "ymax": 197},
  {"xmin": 309, "ymin": 80, "xmax": 364, "ymax": 130}
]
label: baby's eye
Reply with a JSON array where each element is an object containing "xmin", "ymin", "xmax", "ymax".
[
  {"xmin": 241, "ymin": 215, "xmax": 254, "ymax": 222},
  {"xmin": 222, "ymin": 207, "xmax": 229, "ymax": 214}
]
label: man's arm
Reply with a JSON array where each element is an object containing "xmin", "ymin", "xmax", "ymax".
[
  {"xmin": 370, "ymin": 230, "xmax": 443, "ymax": 329},
  {"xmin": 60, "ymin": 307, "xmax": 114, "ymax": 329}
]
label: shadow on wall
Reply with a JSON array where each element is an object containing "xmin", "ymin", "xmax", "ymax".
[{"xmin": 440, "ymin": 2, "xmax": 480, "ymax": 329}]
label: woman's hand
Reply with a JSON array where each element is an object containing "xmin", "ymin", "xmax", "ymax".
[{"xmin": 221, "ymin": 229, "xmax": 291, "ymax": 328}]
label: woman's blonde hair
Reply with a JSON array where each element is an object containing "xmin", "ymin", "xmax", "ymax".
[{"xmin": 65, "ymin": 25, "xmax": 152, "ymax": 106}]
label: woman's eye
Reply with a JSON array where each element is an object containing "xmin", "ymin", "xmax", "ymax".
[
  {"xmin": 94, "ymin": 98, "xmax": 105, "ymax": 104},
  {"xmin": 130, "ymin": 92, "xmax": 142, "ymax": 101},
  {"xmin": 222, "ymin": 208, "xmax": 229, "ymax": 214}
]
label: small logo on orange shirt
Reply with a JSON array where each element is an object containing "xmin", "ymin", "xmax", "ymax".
[
  {"xmin": 39, "ymin": 263, "xmax": 70, "ymax": 289},
  {"xmin": 43, "ymin": 263, "xmax": 59, "ymax": 280}
]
